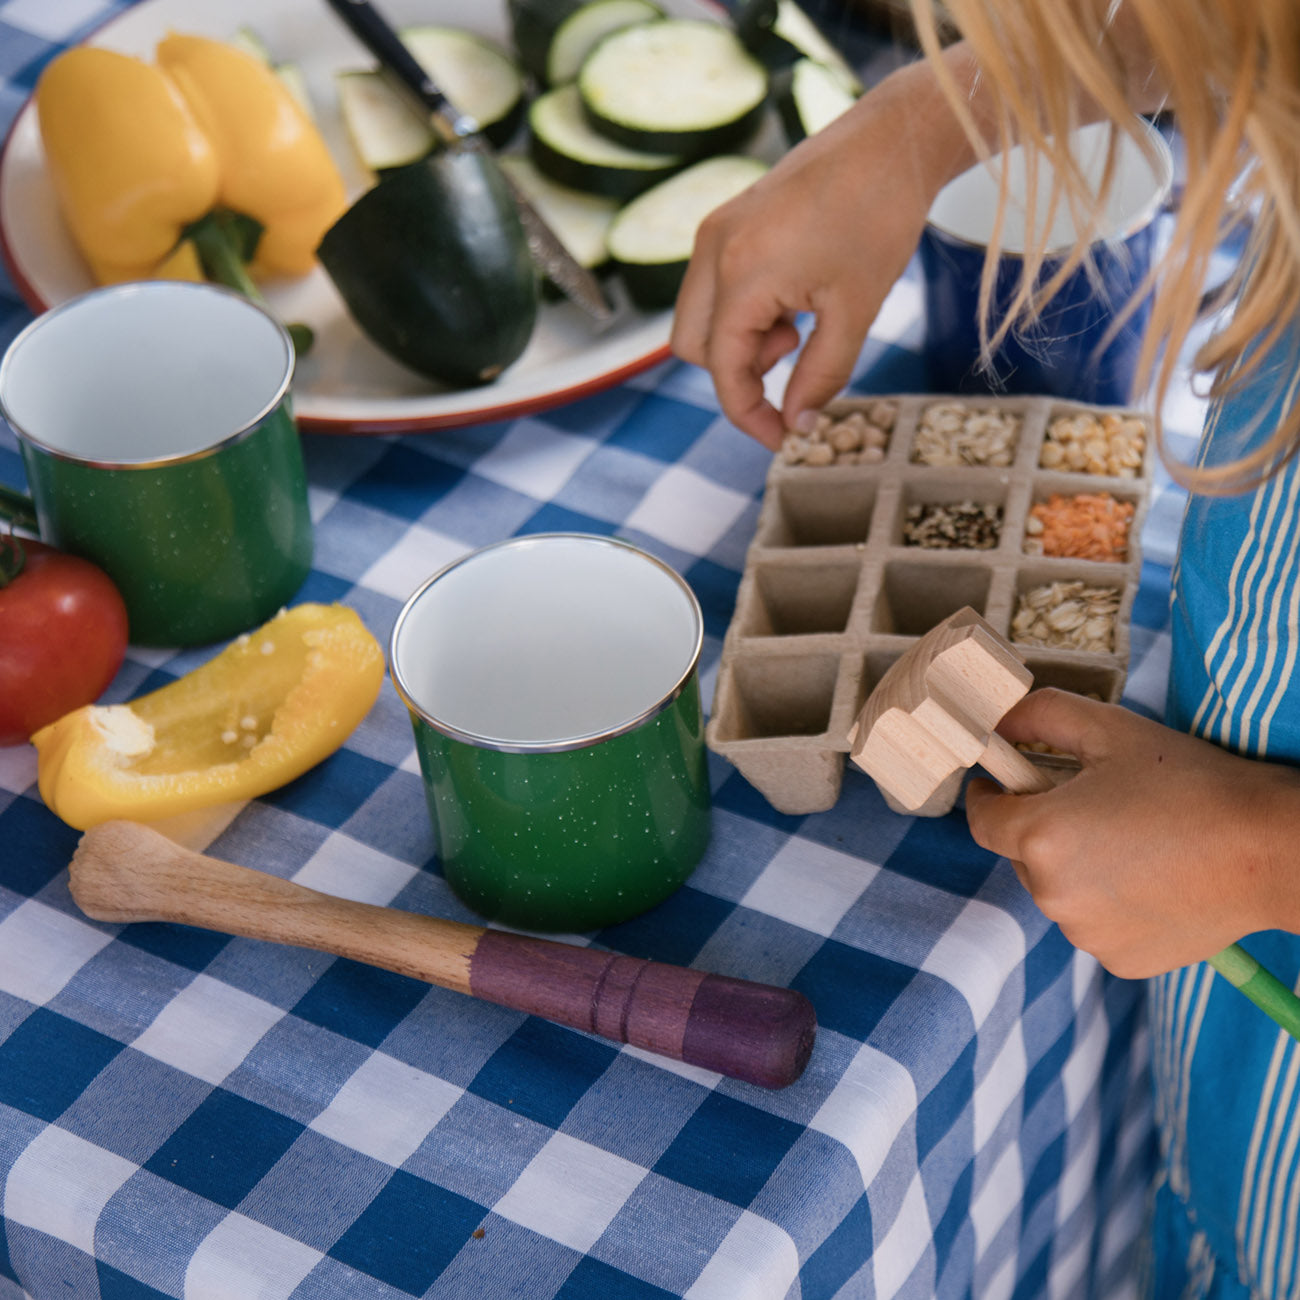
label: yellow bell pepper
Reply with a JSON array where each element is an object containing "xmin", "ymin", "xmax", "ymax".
[
  {"xmin": 35, "ymin": 36, "xmax": 347, "ymax": 285},
  {"xmin": 155, "ymin": 34, "xmax": 348, "ymax": 278},
  {"xmin": 35, "ymin": 47, "xmax": 220, "ymax": 285},
  {"xmin": 33, "ymin": 604, "xmax": 384, "ymax": 831}
]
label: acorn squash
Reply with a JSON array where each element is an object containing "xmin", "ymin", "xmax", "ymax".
[{"xmin": 317, "ymin": 149, "xmax": 539, "ymax": 388}]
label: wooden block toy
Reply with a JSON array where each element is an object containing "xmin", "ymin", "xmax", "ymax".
[{"xmin": 847, "ymin": 606, "xmax": 1055, "ymax": 814}]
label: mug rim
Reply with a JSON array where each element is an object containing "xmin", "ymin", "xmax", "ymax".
[
  {"xmin": 0, "ymin": 280, "xmax": 295, "ymax": 470},
  {"xmin": 389, "ymin": 532, "xmax": 705, "ymax": 755},
  {"xmin": 924, "ymin": 118, "xmax": 1174, "ymax": 260}
]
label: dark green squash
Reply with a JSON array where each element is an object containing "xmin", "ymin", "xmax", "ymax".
[{"xmin": 317, "ymin": 150, "xmax": 540, "ymax": 388}]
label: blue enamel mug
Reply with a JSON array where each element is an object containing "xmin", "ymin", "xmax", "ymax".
[{"xmin": 919, "ymin": 120, "xmax": 1174, "ymax": 405}]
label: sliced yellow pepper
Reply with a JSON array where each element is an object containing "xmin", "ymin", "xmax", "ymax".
[
  {"xmin": 33, "ymin": 604, "xmax": 384, "ymax": 831},
  {"xmin": 35, "ymin": 36, "xmax": 347, "ymax": 284}
]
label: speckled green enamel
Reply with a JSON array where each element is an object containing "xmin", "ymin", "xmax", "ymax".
[
  {"xmin": 19, "ymin": 402, "xmax": 311, "ymax": 647},
  {"xmin": 411, "ymin": 677, "xmax": 712, "ymax": 932}
]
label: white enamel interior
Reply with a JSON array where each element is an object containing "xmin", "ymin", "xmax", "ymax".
[
  {"xmin": 927, "ymin": 121, "xmax": 1172, "ymax": 255},
  {"xmin": 393, "ymin": 536, "xmax": 701, "ymax": 746},
  {"xmin": 0, "ymin": 282, "xmax": 292, "ymax": 463}
]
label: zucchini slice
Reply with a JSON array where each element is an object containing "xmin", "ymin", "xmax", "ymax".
[
  {"xmin": 606, "ymin": 154, "xmax": 768, "ymax": 309},
  {"xmin": 529, "ymin": 82, "xmax": 683, "ymax": 200},
  {"xmin": 734, "ymin": 0, "xmax": 863, "ymax": 93},
  {"xmin": 337, "ymin": 69, "xmax": 434, "ymax": 171},
  {"xmin": 774, "ymin": 57, "xmax": 860, "ymax": 145},
  {"xmin": 317, "ymin": 151, "xmax": 539, "ymax": 388},
  {"xmin": 337, "ymin": 27, "xmax": 526, "ymax": 171},
  {"xmin": 498, "ymin": 154, "xmax": 618, "ymax": 276},
  {"xmin": 578, "ymin": 19, "xmax": 769, "ymax": 158},
  {"xmin": 510, "ymin": 0, "xmax": 664, "ymax": 85},
  {"xmin": 402, "ymin": 26, "xmax": 528, "ymax": 148}
]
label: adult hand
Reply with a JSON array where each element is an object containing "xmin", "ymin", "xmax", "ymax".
[
  {"xmin": 965, "ymin": 688, "xmax": 1300, "ymax": 978},
  {"xmin": 671, "ymin": 49, "xmax": 983, "ymax": 449}
]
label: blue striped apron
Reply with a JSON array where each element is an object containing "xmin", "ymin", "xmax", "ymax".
[{"xmin": 1151, "ymin": 336, "xmax": 1300, "ymax": 1298}]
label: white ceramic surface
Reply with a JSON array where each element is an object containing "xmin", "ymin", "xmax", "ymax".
[
  {"xmin": 927, "ymin": 120, "xmax": 1173, "ymax": 254},
  {"xmin": 0, "ymin": 282, "xmax": 292, "ymax": 462},
  {"xmin": 391, "ymin": 535, "xmax": 702, "ymax": 746}
]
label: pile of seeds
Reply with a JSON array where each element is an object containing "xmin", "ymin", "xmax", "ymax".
[
  {"xmin": 781, "ymin": 402, "xmax": 897, "ymax": 466},
  {"xmin": 1011, "ymin": 581, "xmax": 1121, "ymax": 652},
  {"xmin": 1039, "ymin": 411, "xmax": 1147, "ymax": 476},
  {"xmin": 1023, "ymin": 491, "xmax": 1135, "ymax": 561},
  {"xmin": 902, "ymin": 500, "xmax": 1002, "ymax": 549},
  {"xmin": 912, "ymin": 401, "xmax": 1020, "ymax": 467}
]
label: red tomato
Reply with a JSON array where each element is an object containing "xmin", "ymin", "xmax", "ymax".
[{"xmin": 0, "ymin": 536, "xmax": 129, "ymax": 746}]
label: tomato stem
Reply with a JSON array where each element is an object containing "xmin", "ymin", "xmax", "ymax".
[
  {"xmin": 0, "ymin": 531, "xmax": 26, "ymax": 589},
  {"xmin": 0, "ymin": 484, "xmax": 39, "ymax": 535}
]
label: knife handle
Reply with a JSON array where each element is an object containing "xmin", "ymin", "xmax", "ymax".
[{"xmin": 323, "ymin": 0, "xmax": 476, "ymax": 137}]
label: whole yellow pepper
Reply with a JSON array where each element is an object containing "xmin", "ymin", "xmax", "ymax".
[
  {"xmin": 33, "ymin": 604, "xmax": 384, "ymax": 831},
  {"xmin": 35, "ymin": 36, "xmax": 347, "ymax": 285},
  {"xmin": 155, "ymin": 35, "xmax": 348, "ymax": 278},
  {"xmin": 35, "ymin": 47, "xmax": 220, "ymax": 284}
]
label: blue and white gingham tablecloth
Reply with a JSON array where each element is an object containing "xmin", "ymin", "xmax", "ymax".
[{"xmin": 0, "ymin": 3, "xmax": 1204, "ymax": 1297}]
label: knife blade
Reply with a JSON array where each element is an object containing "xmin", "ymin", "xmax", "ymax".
[{"xmin": 323, "ymin": 0, "xmax": 615, "ymax": 324}]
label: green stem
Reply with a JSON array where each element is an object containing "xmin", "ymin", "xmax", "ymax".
[
  {"xmin": 0, "ymin": 483, "xmax": 38, "ymax": 534},
  {"xmin": 185, "ymin": 212, "xmax": 314, "ymax": 358},
  {"xmin": 1210, "ymin": 942, "xmax": 1300, "ymax": 1041}
]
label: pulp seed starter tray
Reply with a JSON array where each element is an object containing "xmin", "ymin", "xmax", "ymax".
[{"xmin": 707, "ymin": 393, "xmax": 1155, "ymax": 814}]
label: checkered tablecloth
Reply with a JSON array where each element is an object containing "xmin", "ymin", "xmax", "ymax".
[{"xmin": 0, "ymin": 3, "xmax": 1201, "ymax": 1298}]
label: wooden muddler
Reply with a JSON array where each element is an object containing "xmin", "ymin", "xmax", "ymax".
[{"xmin": 69, "ymin": 821, "xmax": 817, "ymax": 1089}]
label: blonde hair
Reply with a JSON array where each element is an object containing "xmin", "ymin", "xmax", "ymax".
[{"xmin": 909, "ymin": 0, "xmax": 1300, "ymax": 494}]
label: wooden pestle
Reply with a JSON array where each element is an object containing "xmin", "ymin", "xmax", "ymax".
[{"xmin": 69, "ymin": 821, "xmax": 817, "ymax": 1089}]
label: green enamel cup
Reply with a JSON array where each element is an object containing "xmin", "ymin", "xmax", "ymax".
[
  {"xmin": 390, "ymin": 533, "xmax": 712, "ymax": 932},
  {"xmin": 0, "ymin": 281, "xmax": 311, "ymax": 646}
]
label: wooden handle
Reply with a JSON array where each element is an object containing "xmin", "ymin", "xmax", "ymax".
[
  {"xmin": 977, "ymin": 731, "xmax": 1057, "ymax": 795},
  {"xmin": 70, "ymin": 822, "xmax": 816, "ymax": 1088}
]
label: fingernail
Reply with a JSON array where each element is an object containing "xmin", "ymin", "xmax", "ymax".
[{"xmin": 793, "ymin": 409, "xmax": 817, "ymax": 433}]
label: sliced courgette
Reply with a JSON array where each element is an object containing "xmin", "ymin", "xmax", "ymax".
[
  {"xmin": 498, "ymin": 154, "xmax": 618, "ymax": 278},
  {"xmin": 317, "ymin": 151, "xmax": 539, "ymax": 387},
  {"xmin": 336, "ymin": 27, "xmax": 526, "ymax": 172},
  {"xmin": 337, "ymin": 69, "xmax": 434, "ymax": 171},
  {"xmin": 774, "ymin": 57, "xmax": 860, "ymax": 145},
  {"xmin": 606, "ymin": 154, "xmax": 768, "ymax": 309},
  {"xmin": 510, "ymin": 0, "xmax": 665, "ymax": 85},
  {"xmin": 734, "ymin": 0, "xmax": 862, "ymax": 93},
  {"xmin": 402, "ymin": 26, "xmax": 527, "ymax": 148},
  {"xmin": 529, "ymin": 82, "xmax": 683, "ymax": 200},
  {"xmin": 578, "ymin": 19, "xmax": 769, "ymax": 159}
]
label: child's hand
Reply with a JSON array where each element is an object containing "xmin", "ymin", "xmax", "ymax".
[
  {"xmin": 671, "ymin": 54, "xmax": 980, "ymax": 449},
  {"xmin": 964, "ymin": 688, "xmax": 1300, "ymax": 977}
]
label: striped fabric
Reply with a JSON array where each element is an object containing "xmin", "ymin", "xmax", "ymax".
[{"xmin": 1157, "ymin": 332, "xmax": 1300, "ymax": 1298}]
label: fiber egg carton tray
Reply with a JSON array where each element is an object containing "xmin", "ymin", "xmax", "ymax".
[{"xmin": 707, "ymin": 393, "xmax": 1156, "ymax": 815}]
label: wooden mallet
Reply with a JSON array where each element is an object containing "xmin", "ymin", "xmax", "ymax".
[
  {"xmin": 69, "ymin": 821, "xmax": 817, "ymax": 1089},
  {"xmin": 848, "ymin": 606, "xmax": 1053, "ymax": 816},
  {"xmin": 847, "ymin": 606, "xmax": 1300, "ymax": 1042}
]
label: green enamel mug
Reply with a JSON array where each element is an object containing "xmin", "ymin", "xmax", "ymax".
[
  {"xmin": 390, "ymin": 533, "xmax": 712, "ymax": 932},
  {"xmin": 0, "ymin": 281, "xmax": 312, "ymax": 646}
]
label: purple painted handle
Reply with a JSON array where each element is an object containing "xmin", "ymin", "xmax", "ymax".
[{"xmin": 469, "ymin": 931, "xmax": 817, "ymax": 1089}]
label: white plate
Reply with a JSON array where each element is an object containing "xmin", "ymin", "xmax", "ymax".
[{"xmin": 0, "ymin": 0, "xmax": 775, "ymax": 433}]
